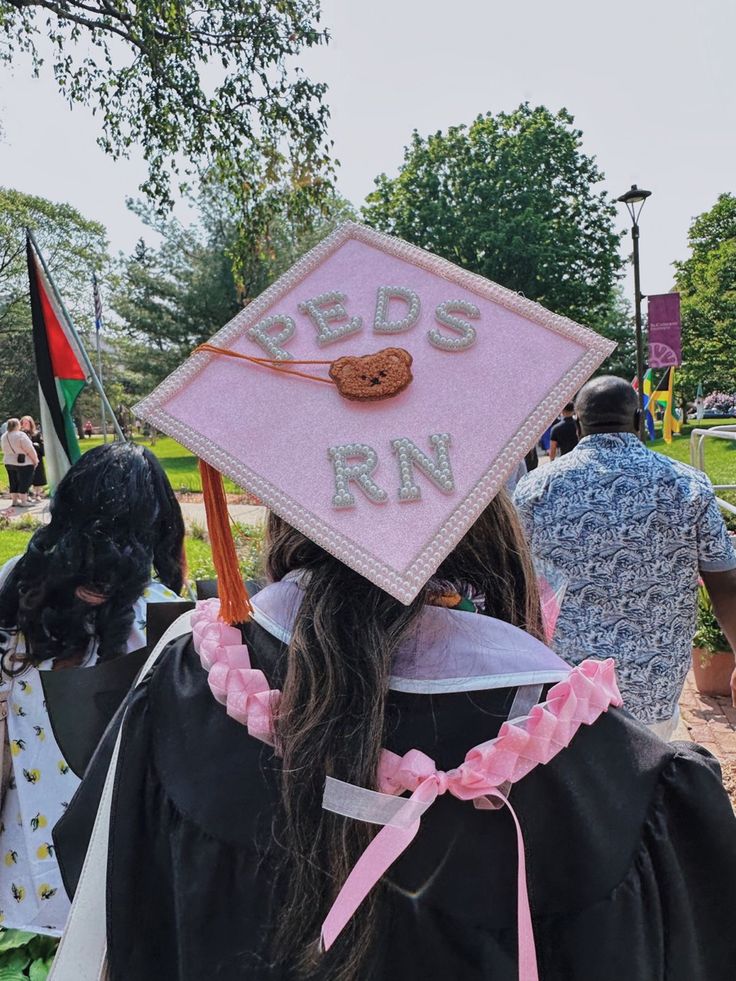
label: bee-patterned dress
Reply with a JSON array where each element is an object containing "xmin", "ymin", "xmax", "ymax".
[{"xmin": 0, "ymin": 560, "xmax": 180, "ymax": 936}]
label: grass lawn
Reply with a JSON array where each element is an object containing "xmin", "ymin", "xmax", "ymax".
[
  {"xmin": 1, "ymin": 420, "xmax": 733, "ymax": 557},
  {"xmin": 0, "ymin": 435, "xmax": 251, "ymax": 495},
  {"xmin": 0, "ymin": 529, "xmax": 32, "ymax": 566},
  {"xmin": 0, "ymin": 526, "xmax": 263, "ymax": 584},
  {"xmin": 71, "ymin": 419, "xmax": 736, "ymax": 489},
  {"xmin": 651, "ymin": 427, "xmax": 736, "ymax": 487},
  {"xmin": 0, "ymin": 528, "xmax": 211, "ymax": 572},
  {"xmin": 3, "ymin": 419, "xmax": 734, "ymax": 497},
  {"xmin": 0, "ymin": 530, "xmax": 228, "ymax": 580},
  {"xmin": 651, "ymin": 421, "xmax": 736, "ymax": 529},
  {"xmin": 78, "ymin": 435, "xmax": 247, "ymax": 494},
  {"xmin": 0, "ymin": 436, "xmax": 227, "ymax": 494}
]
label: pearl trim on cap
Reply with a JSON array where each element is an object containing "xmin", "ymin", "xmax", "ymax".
[{"xmin": 135, "ymin": 221, "xmax": 615, "ymax": 605}]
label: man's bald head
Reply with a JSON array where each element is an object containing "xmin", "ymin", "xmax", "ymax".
[{"xmin": 575, "ymin": 376, "xmax": 640, "ymax": 436}]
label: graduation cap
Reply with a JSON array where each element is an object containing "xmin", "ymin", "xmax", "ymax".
[{"xmin": 135, "ymin": 222, "xmax": 614, "ymax": 621}]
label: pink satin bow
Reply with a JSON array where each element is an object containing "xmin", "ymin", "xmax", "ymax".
[
  {"xmin": 320, "ymin": 660, "xmax": 622, "ymax": 980},
  {"xmin": 321, "ymin": 765, "xmax": 539, "ymax": 981}
]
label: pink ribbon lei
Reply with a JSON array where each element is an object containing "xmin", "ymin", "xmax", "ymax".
[{"xmin": 191, "ymin": 598, "xmax": 622, "ymax": 981}]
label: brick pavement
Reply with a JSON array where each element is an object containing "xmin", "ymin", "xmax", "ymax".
[
  {"xmin": 677, "ymin": 669, "xmax": 736, "ymax": 760},
  {"xmin": 678, "ymin": 672, "xmax": 736, "ymax": 806}
]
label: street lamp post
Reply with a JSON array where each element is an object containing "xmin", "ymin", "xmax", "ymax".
[{"xmin": 617, "ymin": 184, "xmax": 652, "ymax": 441}]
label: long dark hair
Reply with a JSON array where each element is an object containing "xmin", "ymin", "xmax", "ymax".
[
  {"xmin": 0, "ymin": 441, "xmax": 185, "ymax": 668},
  {"xmin": 267, "ymin": 490, "xmax": 543, "ymax": 980}
]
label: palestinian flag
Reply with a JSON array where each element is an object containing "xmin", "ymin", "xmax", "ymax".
[{"xmin": 27, "ymin": 236, "xmax": 88, "ymax": 489}]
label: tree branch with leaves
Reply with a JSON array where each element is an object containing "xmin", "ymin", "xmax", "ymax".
[
  {"xmin": 674, "ymin": 193, "xmax": 736, "ymax": 398},
  {"xmin": 363, "ymin": 104, "xmax": 623, "ymax": 333},
  {"xmin": 0, "ymin": 0, "xmax": 334, "ymax": 215}
]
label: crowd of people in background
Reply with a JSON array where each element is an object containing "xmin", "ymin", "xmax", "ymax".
[{"xmin": 1, "ymin": 416, "xmax": 46, "ymax": 508}]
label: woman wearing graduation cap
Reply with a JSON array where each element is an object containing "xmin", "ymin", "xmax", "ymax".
[{"xmin": 51, "ymin": 224, "xmax": 736, "ymax": 981}]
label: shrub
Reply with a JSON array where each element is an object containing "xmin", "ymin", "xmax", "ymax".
[
  {"xmin": 184, "ymin": 522, "xmax": 264, "ymax": 584},
  {"xmin": 703, "ymin": 391, "xmax": 736, "ymax": 414},
  {"xmin": 188, "ymin": 521, "xmax": 208, "ymax": 542},
  {"xmin": 693, "ymin": 582, "xmax": 729, "ymax": 664},
  {"xmin": 0, "ymin": 927, "xmax": 58, "ymax": 977},
  {"xmin": 11, "ymin": 515, "xmax": 43, "ymax": 533}
]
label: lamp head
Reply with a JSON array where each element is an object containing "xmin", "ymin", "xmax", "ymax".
[{"xmin": 617, "ymin": 184, "xmax": 652, "ymax": 224}]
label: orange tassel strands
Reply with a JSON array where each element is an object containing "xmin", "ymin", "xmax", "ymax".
[{"xmin": 199, "ymin": 459, "xmax": 253, "ymax": 625}]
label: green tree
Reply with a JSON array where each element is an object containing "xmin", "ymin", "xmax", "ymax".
[
  {"xmin": 0, "ymin": 0, "xmax": 332, "ymax": 213},
  {"xmin": 112, "ymin": 190, "xmax": 356, "ymax": 398},
  {"xmin": 112, "ymin": 225, "xmax": 241, "ymax": 398},
  {"xmin": 363, "ymin": 104, "xmax": 623, "ymax": 331},
  {"xmin": 674, "ymin": 193, "xmax": 736, "ymax": 398},
  {"xmin": 596, "ymin": 288, "xmax": 637, "ymax": 379},
  {"xmin": 0, "ymin": 187, "xmax": 108, "ymax": 420}
]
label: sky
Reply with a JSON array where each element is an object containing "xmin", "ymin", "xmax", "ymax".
[{"xmin": 1, "ymin": 0, "xmax": 735, "ymax": 300}]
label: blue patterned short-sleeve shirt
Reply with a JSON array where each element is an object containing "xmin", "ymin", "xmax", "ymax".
[{"xmin": 514, "ymin": 433, "xmax": 736, "ymax": 724}]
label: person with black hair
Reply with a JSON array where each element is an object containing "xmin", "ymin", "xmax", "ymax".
[
  {"xmin": 548, "ymin": 402, "xmax": 578, "ymax": 460},
  {"xmin": 0, "ymin": 441, "xmax": 186, "ymax": 936},
  {"xmin": 515, "ymin": 375, "xmax": 736, "ymax": 737}
]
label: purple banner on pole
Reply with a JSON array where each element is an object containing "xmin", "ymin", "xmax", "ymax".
[{"xmin": 647, "ymin": 293, "xmax": 681, "ymax": 367}]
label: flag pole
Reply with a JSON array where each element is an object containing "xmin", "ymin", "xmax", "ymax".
[
  {"xmin": 92, "ymin": 274, "xmax": 108, "ymax": 444},
  {"xmin": 96, "ymin": 328, "xmax": 108, "ymax": 443},
  {"xmin": 26, "ymin": 229, "xmax": 125, "ymax": 442}
]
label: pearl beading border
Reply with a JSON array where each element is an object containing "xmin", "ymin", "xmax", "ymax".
[{"xmin": 135, "ymin": 221, "xmax": 615, "ymax": 605}]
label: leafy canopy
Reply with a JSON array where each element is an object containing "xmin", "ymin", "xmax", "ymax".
[
  {"xmin": 0, "ymin": 0, "xmax": 332, "ymax": 211},
  {"xmin": 0, "ymin": 187, "xmax": 108, "ymax": 419},
  {"xmin": 674, "ymin": 193, "xmax": 736, "ymax": 397},
  {"xmin": 363, "ymin": 104, "xmax": 623, "ymax": 332},
  {"xmin": 595, "ymin": 288, "xmax": 637, "ymax": 380},
  {"xmin": 0, "ymin": 187, "xmax": 107, "ymax": 328},
  {"xmin": 110, "ymin": 188, "xmax": 356, "ymax": 403},
  {"xmin": 112, "ymin": 210, "xmax": 242, "ymax": 398}
]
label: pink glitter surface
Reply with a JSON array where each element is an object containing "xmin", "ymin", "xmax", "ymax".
[
  {"xmin": 164, "ymin": 237, "xmax": 583, "ymax": 570},
  {"xmin": 138, "ymin": 223, "xmax": 614, "ymax": 601}
]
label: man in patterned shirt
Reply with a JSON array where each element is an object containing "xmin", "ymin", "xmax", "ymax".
[{"xmin": 514, "ymin": 376, "xmax": 736, "ymax": 739}]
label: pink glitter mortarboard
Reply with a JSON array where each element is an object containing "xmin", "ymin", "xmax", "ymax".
[{"xmin": 135, "ymin": 222, "xmax": 614, "ymax": 607}]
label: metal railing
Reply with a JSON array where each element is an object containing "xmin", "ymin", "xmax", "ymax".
[{"xmin": 689, "ymin": 424, "xmax": 736, "ymax": 515}]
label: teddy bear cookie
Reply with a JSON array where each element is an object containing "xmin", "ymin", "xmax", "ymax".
[{"xmin": 329, "ymin": 347, "xmax": 413, "ymax": 402}]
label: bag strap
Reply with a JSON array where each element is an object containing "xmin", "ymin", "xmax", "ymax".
[
  {"xmin": 7, "ymin": 433, "xmax": 27, "ymax": 459},
  {"xmin": 48, "ymin": 609, "xmax": 194, "ymax": 981},
  {"xmin": 0, "ymin": 556, "xmax": 22, "ymax": 684}
]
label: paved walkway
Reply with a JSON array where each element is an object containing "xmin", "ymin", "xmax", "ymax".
[
  {"xmin": 678, "ymin": 671, "xmax": 736, "ymax": 805},
  {"xmin": 0, "ymin": 497, "xmax": 267, "ymax": 527},
  {"xmin": 0, "ymin": 497, "xmax": 51, "ymax": 520}
]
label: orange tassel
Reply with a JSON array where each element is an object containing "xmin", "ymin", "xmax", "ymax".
[{"xmin": 199, "ymin": 459, "xmax": 253, "ymax": 624}]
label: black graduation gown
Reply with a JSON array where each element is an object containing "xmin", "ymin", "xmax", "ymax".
[
  {"xmin": 30, "ymin": 432, "xmax": 46, "ymax": 487},
  {"xmin": 55, "ymin": 619, "xmax": 736, "ymax": 981}
]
